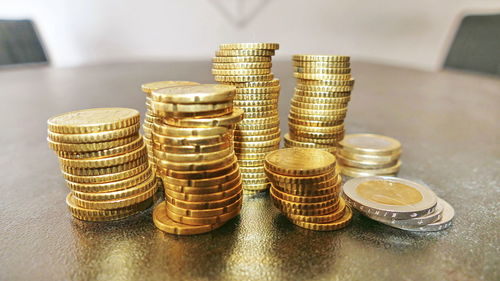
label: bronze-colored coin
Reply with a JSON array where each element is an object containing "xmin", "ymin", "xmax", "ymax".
[
  {"xmin": 337, "ymin": 154, "xmax": 399, "ymax": 169},
  {"xmin": 243, "ymin": 189, "xmax": 266, "ymax": 195},
  {"xmin": 48, "ymin": 123, "xmax": 140, "ymax": 144},
  {"xmin": 163, "ymin": 175, "xmax": 242, "ymax": 195},
  {"xmin": 238, "ymin": 110, "xmax": 279, "ymax": 119},
  {"xmin": 283, "ymin": 133, "xmax": 335, "ymax": 148},
  {"xmin": 234, "ymin": 93, "xmax": 279, "ymax": 101},
  {"xmin": 290, "ymin": 105, "xmax": 348, "ymax": 116},
  {"xmin": 292, "ymin": 54, "xmax": 350, "ymax": 62},
  {"xmin": 157, "ymin": 153, "xmax": 236, "ymax": 171},
  {"xmin": 270, "ymin": 188, "xmax": 337, "ymax": 210},
  {"xmin": 273, "ymin": 180, "xmax": 340, "ymax": 197},
  {"xmin": 48, "ymin": 134, "xmax": 140, "ymax": 153},
  {"xmin": 265, "ymin": 148, "xmax": 336, "ymax": 176},
  {"xmin": 212, "ymin": 56, "xmax": 272, "ymax": 63},
  {"xmin": 272, "ymin": 177, "xmax": 338, "ymax": 190},
  {"xmin": 234, "ymin": 131, "xmax": 280, "ymax": 142},
  {"xmin": 287, "ymin": 198, "xmax": 346, "ymax": 223},
  {"xmin": 161, "ymin": 108, "xmax": 244, "ymax": 128},
  {"xmin": 296, "ymin": 78, "xmax": 355, "ymax": 87},
  {"xmin": 294, "ymin": 89, "xmax": 351, "ymax": 98},
  {"xmin": 283, "ymin": 142, "xmax": 336, "ymax": 154},
  {"xmin": 240, "ymin": 171, "xmax": 267, "ymax": 179},
  {"xmin": 242, "ymin": 177, "xmax": 269, "ymax": 185},
  {"xmin": 289, "ymin": 134, "xmax": 343, "ymax": 144},
  {"xmin": 272, "ymin": 197, "xmax": 339, "ymax": 216},
  {"xmin": 59, "ymin": 144, "xmax": 147, "ymax": 168},
  {"xmin": 165, "ymin": 183, "xmax": 242, "ymax": 205},
  {"xmin": 234, "ymin": 99, "xmax": 276, "ymax": 107},
  {"xmin": 237, "ymin": 104, "xmax": 278, "ymax": 113},
  {"xmin": 233, "ymin": 137, "xmax": 281, "ymax": 148},
  {"xmin": 291, "ymin": 206, "xmax": 352, "ymax": 231},
  {"xmin": 212, "ymin": 62, "xmax": 272, "ymax": 69},
  {"xmin": 62, "ymin": 162, "xmax": 149, "ymax": 184},
  {"xmin": 288, "ymin": 111, "xmax": 346, "ymax": 122},
  {"xmin": 294, "ymin": 67, "xmax": 351, "ymax": 74},
  {"xmin": 292, "ymin": 61, "xmax": 350, "ymax": 68},
  {"xmin": 153, "ymin": 122, "xmax": 229, "ymax": 137},
  {"xmin": 288, "ymin": 115, "xmax": 343, "ymax": 127},
  {"xmin": 166, "ymin": 204, "xmax": 240, "ymax": 226},
  {"xmin": 151, "ymin": 100, "xmax": 233, "ymax": 114},
  {"xmin": 153, "ymin": 140, "xmax": 231, "ymax": 154},
  {"xmin": 47, "ymin": 108, "xmax": 140, "ymax": 134},
  {"xmin": 150, "ymin": 84, "xmax": 235, "ymax": 104},
  {"xmin": 265, "ymin": 168, "xmax": 335, "ymax": 184},
  {"xmin": 154, "ymin": 146, "xmax": 233, "ymax": 162},
  {"xmin": 166, "ymin": 190, "xmax": 242, "ymax": 210},
  {"xmin": 214, "ymin": 74, "xmax": 274, "ymax": 83},
  {"xmin": 141, "ymin": 81, "xmax": 200, "ymax": 94},
  {"xmin": 162, "ymin": 167, "xmax": 240, "ymax": 187},
  {"xmin": 236, "ymin": 121, "xmax": 280, "ymax": 130},
  {"xmin": 240, "ymin": 166, "xmax": 265, "ymax": 174},
  {"xmin": 288, "ymin": 129, "xmax": 344, "ymax": 140},
  {"xmin": 289, "ymin": 123, "xmax": 344, "ymax": 133},
  {"xmin": 215, "ymin": 49, "xmax": 275, "ymax": 57},
  {"xmin": 233, "ymin": 144, "xmax": 279, "ymax": 154},
  {"xmin": 158, "ymin": 158, "xmax": 238, "ymax": 180},
  {"xmin": 291, "ymin": 100, "xmax": 348, "ymax": 110},
  {"xmin": 238, "ymin": 158, "xmax": 265, "ymax": 167},
  {"xmin": 154, "ymin": 107, "xmax": 234, "ymax": 118},
  {"xmin": 235, "ymin": 152, "xmax": 268, "ymax": 160},
  {"xmin": 235, "ymin": 86, "xmax": 280, "ymax": 94},
  {"xmin": 152, "ymin": 202, "xmax": 225, "ymax": 235},
  {"xmin": 225, "ymin": 79, "xmax": 280, "ymax": 88},
  {"xmin": 152, "ymin": 131, "xmax": 232, "ymax": 146},
  {"xmin": 60, "ymin": 155, "xmax": 147, "ymax": 176},
  {"xmin": 243, "ymin": 182, "xmax": 271, "ymax": 191},
  {"xmin": 212, "ymin": 68, "xmax": 271, "ymax": 76},
  {"xmin": 56, "ymin": 136, "xmax": 143, "ymax": 159},
  {"xmin": 239, "ymin": 116, "xmax": 279, "ymax": 125},
  {"xmin": 270, "ymin": 185, "xmax": 337, "ymax": 204},
  {"xmin": 292, "ymin": 95, "xmax": 350, "ymax": 104},
  {"xmin": 296, "ymin": 84, "xmax": 354, "ymax": 92},
  {"xmin": 234, "ymin": 127, "xmax": 279, "ymax": 136},
  {"xmin": 219, "ymin": 43, "xmax": 280, "ymax": 50}
]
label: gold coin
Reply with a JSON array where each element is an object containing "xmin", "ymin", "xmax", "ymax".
[
  {"xmin": 241, "ymin": 110, "xmax": 279, "ymax": 118},
  {"xmin": 48, "ymin": 123, "xmax": 140, "ymax": 144},
  {"xmin": 234, "ymin": 127, "xmax": 279, "ymax": 136},
  {"xmin": 270, "ymin": 188, "xmax": 337, "ymax": 210},
  {"xmin": 166, "ymin": 190, "xmax": 242, "ymax": 210},
  {"xmin": 47, "ymin": 108, "xmax": 140, "ymax": 134},
  {"xmin": 154, "ymin": 140, "xmax": 231, "ymax": 154},
  {"xmin": 225, "ymin": 79, "xmax": 280, "ymax": 88},
  {"xmin": 62, "ymin": 162, "xmax": 149, "ymax": 184},
  {"xmin": 162, "ymin": 167, "xmax": 239, "ymax": 187},
  {"xmin": 235, "ymin": 86, "xmax": 280, "ymax": 94},
  {"xmin": 157, "ymin": 153, "xmax": 236, "ymax": 171},
  {"xmin": 338, "ymin": 149, "xmax": 402, "ymax": 163},
  {"xmin": 339, "ymin": 161, "xmax": 401, "ymax": 177},
  {"xmin": 71, "ymin": 172, "xmax": 157, "ymax": 201},
  {"xmin": 291, "ymin": 206, "xmax": 352, "ymax": 231},
  {"xmin": 152, "ymin": 202, "xmax": 225, "ymax": 235},
  {"xmin": 273, "ymin": 180, "xmax": 340, "ymax": 197},
  {"xmin": 290, "ymin": 106, "xmax": 348, "ymax": 116},
  {"xmin": 61, "ymin": 155, "xmax": 147, "ymax": 176},
  {"xmin": 234, "ymin": 131, "xmax": 280, "ymax": 142},
  {"xmin": 294, "ymin": 89, "xmax": 351, "ymax": 98},
  {"xmin": 288, "ymin": 111, "xmax": 346, "ymax": 122},
  {"xmin": 234, "ymin": 93, "xmax": 279, "ymax": 101},
  {"xmin": 337, "ymin": 154, "xmax": 399, "ymax": 169},
  {"xmin": 240, "ymin": 170, "xmax": 267, "ymax": 179},
  {"xmin": 151, "ymin": 100, "xmax": 233, "ymax": 115},
  {"xmin": 212, "ymin": 56, "xmax": 271, "ymax": 63},
  {"xmin": 338, "ymin": 133, "xmax": 402, "ymax": 156},
  {"xmin": 265, "ymin": 148, "xmax": 336, "ymax": 176},
  {"xmin": 72, "ymin": 183, "xmax": 158, "ymax": 210},
  {"xmin": 141, "ymin": 81, "xmax": 199, "ymax": 94},
  {"xmin": 283, "ymin": 143, "xmax": 336, "ymax": 154},
  {"xmin": 292, "ymin": 95, "xmax": 350, "ymax": 104},
  {"xmin": 154, "ymin": 107, "xmax": 235, "ymax": 118},
  {"xmin": 243, "ymin": 189, "xmax": 266, "ymax": 195},
  {"xmin": 155, "ymin": 146, "xmax": 233, "ymax": 163},
  {"xmin": 265, "ymin": 168, "xmax": 335, "ymax": 184},
  {"xmin": 289, "ymin": 123, "xmax": 344, "ymax": 133},
  {"xmin": 150, "ymin": 84, "xmax": 235, "ymax": 104},
  {"xmin": 294, "ymin": 67, "xmax": 351, "ymax": 74},
  {"xmin": 288, "ymin": 116, "xmax": 343, "ymax": 127},
  {"xmin": 237, "ymin": 104, "xmax": 278, "ymax": 113},
  {"xmin": 239, "ymin": 116, "xmax": 279, "ymax": 125},
  {"xmin": 163, "ymin": 176, "xmax": 242, "ymax": 195},
  {"xmin": 296, "ymin": 84, "xmax": 354, "ymax": 92},
  {"xmin": 212, "ymin": 68, "xmax": 271, "ymax": 76},
  {"xmin": 272, "ymin": 177, "xmax": 338, "ymax": 190},
  {"xmin": 56, "ymin": 136, "xmax": 143, "ymax": 159},
  {"xmin": 215, "ymin": 49, "xmax": 275, "ymax": 56},
  {"xmin": 161, "ymin": 108, "xmax": 243, "ymax": 128},
  {"xmin": 237, "ymin": 121, "xmax": 280, "ymax": 130},
  {"xmin": 292, "ymin": 54, "xmax": 350, "ymax": 62},
  {"xmin": 235, "ymin": 152, "xmax": 269, "ymax": 160},
  {"xmin": 243, "ymin": 182, "xmax": 271, "ymax": 191},
  {"xmin": 214, "ymin": 74, "xmax": 274, "ymax": 83},
  {"xmin": 144, "ymin": 113, "xmax": 156, "ymax": 123},
  {"xmin": 238, "ymin": 158, "xmax": 265, "ymax": 167},
  {"xmin": 291, "ymin": 100, "xmax": 348, "ymax": 109},
  {"xmin": 234, "ymin": 99, "xmax": 276, "ymax": 107},
  {"xmin": 67, "ymin": 193, "xmax": 154, "ymax": 222},
  {"xmin": 165, "ymin": 182, "xmax": 242, "ymax": 205},
  {"xmin": 219, "ymin": 42, "xmax": 280, "ymax": 50},
  {"xmin": 234, "ymin": 145, "xmax": 279, "ymax": 154},
  {"xmin": 159, "ymin": 158, "xmax": 238, "ymax": 180},
  {"xmin": 240, "ymin": 166, "xmax": 265, "ymax": 174},
  {"xmin": 296, "ymin": 78, "xmax": 355, "ymax": 87},
  {"xmin": 59, "ymin": 144, "xmax": 147, "ymax": 168},
  {"xmin": 212, "ymin": 62, "xmax": 272, "ymax": 69},
  {"xmin": 233, "ymin": 137, "xmax": 281, "ymax": 148},
  {"xmin": 48, "ymin": 134, "xmax": 140, "ymax": 153},
  {"xmin": 272, "ymin": 197, "xmax": 338, "ymax": 216},
  {"xmin": 292, "ymin": 61, "xmax": 350, "ymax": 68},
  {"xmin": 242, "ymin": 177, "xmax": 268, "ymax": 185},
  {"xmin": 289, "ymin": 134, "xmax": 343, "ymax": 144},
  {"xmin": 153, "ymin": 122, "xmax": 229, "ymax": 137},
  {"xmin": 152, "ymin": 131, "xmax": 232, "ymax": 146},
  {"xmin": 270, "ymin": 185, "xmax": 337, "ymax": 204},
  {"xmin": 283, "ymin": 133, "xmax": 333, "ymax": 148},
  {"xmin": 287, "ymin": 198, "xmax": 346, "ymax": 223},
  {"xmin": 166, "ymin": 204, "xmax": 240, "ymax": 226}
]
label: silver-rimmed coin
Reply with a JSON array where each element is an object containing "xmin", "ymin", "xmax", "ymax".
[
  {"xmin": 342, "ymin": 176, "xmax": 437, "ymax": 219},
  {"xmin": 391, "ymin": 198, "xmax": 454, "ymax": 232}
]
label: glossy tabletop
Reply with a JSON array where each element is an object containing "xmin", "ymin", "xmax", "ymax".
[{"xmin": 0, "ymin": 61, "xmax": 498, "ymax": 281}]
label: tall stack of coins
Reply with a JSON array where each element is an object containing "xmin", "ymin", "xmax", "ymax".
[
  {"xmin": 285, "ymin": 55, "xmax": 354, "ymax": 154},
  {"xmin": 47, "ymin": 108, "xmax": 158, "ymax": 221},
  {"xmin": 150, "ymin": 84, "xmax": 244, "ymax": 235},
  {"xmin": 264, "ymin": 148, "xmax": 352, "ymax": 231},
  {"xmin": 337, "ymin": 134, "xmax": 402, "ymax": 177},
  {"xmin": 212, "ymin": 43, "xmax": 281, "ymax": 195},
  {"xmin": 140, "ymin": 81, "xmax": 200, "ymax": 169},
  {"xmin": 343, "ymin": 176, "xmax": 454, "ymax": 232}
]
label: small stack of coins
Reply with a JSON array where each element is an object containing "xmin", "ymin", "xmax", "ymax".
[
  {"xmin": 212, "ymin": 43, "xmax": 281, "ymax": 195},
  {"xmin": 264, "ymin": 148, "xmax": 352, "ymax": 231},
  {"xmin": 343, "ymin": 176, "xmax": 454, "ymax": 232},
  {"xmin": 285, "ymin": 55, "xmax": 354, "ymax": 154},
  {"xmin": 47, "ymin": 108, "xmax": 158, "ymax": 221},
  {"xmin": 337, "ymin": 134, "xmax": 402, "ymax": 177},
  {"xmin": 140, "ymin": 81, "xmax": 200, "ymax": 169},
  {"xmin": 150, "ymin": 84, "xmax": 244, "ymax": 235}
]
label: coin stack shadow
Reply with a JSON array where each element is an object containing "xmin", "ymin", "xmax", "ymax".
[
  {"xmin": 212, "ymin": 43, "xmax": 281, "ymax": 195},
  {"xmin": 47, "ymin": 108, "xmax": 158, "ymax": 221},
  {"xmin": 337, "ymin": 134, "xmax": 402, "ymax": 177},
  {"xmin": 150, "ymin": 84, "xmax": 244, "ymax": 235},
  {"xmin": 265, "ymin": 148, "xmax": 352, "ymax": 231},
  {"xmin": 285, "ymin": 55, "xmax": 355, "ymax": 154}
]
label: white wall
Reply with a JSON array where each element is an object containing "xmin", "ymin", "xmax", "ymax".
[{"xmin": 2, "ymin": 0, "xmax": 500, "ymax": 70}]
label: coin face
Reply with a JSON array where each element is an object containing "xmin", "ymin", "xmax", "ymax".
[
  {"xmin": 339, "ymin": 134, "xmax": 401, "ymax": 155},
  {"xmin": 265, "ymin": 148, "xmax": 336, "ymax": 176},
  {"xmin": 356, "ymin": 180, "xmax": 423, "ymax": 206},
  {"xmin": 141, "ymin": 81, "xmax": 199, "ymax": 94},
  {"xmin": 151, "ymin": 84, "xmax": 236, "ymax": 104}
]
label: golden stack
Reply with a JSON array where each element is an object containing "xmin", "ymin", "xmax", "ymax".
[
  {"xmin": 264, "ymin": 148, "xmax": 352, "ymax": 231},
  {"xmin": 212, "ymin": 43, "xmax": 281, "ymax": 195},
  {"xmin": 285, "ymin": 55, "xmax": 355, "ymax": 154},
  {"xmin": 140, "ymin": 81, "xmax": 200, "ymax": 170},
  {"xmin": 337, "ymin": 134, "xmax": 402, "ymax": 177},
  {"xmin": 47, "ymin": 108, "xmax": 158, "ymax": 221},
  {"xmin": 150, "ymin": 84, "xmax": 244, "ymax": 235}
]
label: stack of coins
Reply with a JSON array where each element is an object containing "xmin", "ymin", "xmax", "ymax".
[
  {"xmin": 337, "ymin": 134, "xmax": 402, "ymax": 177},
  {"xmin": 285, "ymin": 55, "xmax": 354, "ymax": 154},
  {"xmin": 212, "ymin": 43, "xmax": 281, "ymax": 195},
  {"xmin": 140, "ymin": 81, "xmax": 200, "ymax": 169},
  {"xmin": 343, "ymin": 176, "xmax": 454, "ymax": 232},
  {"xmin": 47, "ymin": 108, "xmax": 158, "ymax": 221},
  {"xmin": 150, "ymin": 84, "xmax": 244, "ymax": 235},
  {"xmin": 264, "ymin": 148, "xmax": 352, "ymax": 231}
]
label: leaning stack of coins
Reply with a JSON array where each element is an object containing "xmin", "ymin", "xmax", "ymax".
[
  {"xmin": 47, "ymin": 108, "xmax": 158, "ymax": 221},
  {"xmin": 150, "ymin": 84, "xmax": 244, "ymax": 235},
  {"xmin": 140, "ymin": 81, "xmax": 200, "ymax": 170},
  {"xmin": 264, "ymin": 148, "xmax": 352, "ymax": 231},
  {"xmin": 285, "ymin": 55, "xmax": 354, "ymax": 154},
  {"xmin": 337, "ymin": 134, "xmax": 402, "ymax": 177},
  {"xmin": 212, "ymin": 43, "xmax": 281, "ymax": 195},
  {"xmin": 343, "ymin": 176, "xmax": 454, "ymax": 232}
]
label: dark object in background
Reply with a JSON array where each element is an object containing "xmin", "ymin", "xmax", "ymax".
[
  {"xmin": 445, "ymin": 14, "xmax": 500, "ymax": 76},
  {"xmin": 0, "ymin": 19, "xmax": 48, "ymax": 66}
]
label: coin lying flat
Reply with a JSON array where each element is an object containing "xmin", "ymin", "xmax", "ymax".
[
  {"xmin": 291, "ymin": 206, "xmax": 352, "ymax": 231},
  {"xmin": 219, "ymin": 42, "xmax": 280, "ymax": 50},
  {"xmin": 293, "ymin": 54, "xmax": 350, "ymax": 62},
  {"xmin": 212, "ymin": 62, "xmax": 272, "ymax": 69},
  {"xmin": 339, "ymin": 161, "xmax": 401, "ymax": 177},
  {"xmin": 265, "ymin": 148, "xmax": 336, "ymax": 176},
  {"xmin": 162, "ymin": 108, "xmax": 243, "ymax": 128},
  {"xmin": 151, "ymin": 84, "xmax": 235, "ymax": 104},
  {"xmin": 48, "ymin": 123, "xmax": 140, "ymax": 144},
  {"xmin": 339, "ymin": 134, "xmax": 402, "ymax": 156}
]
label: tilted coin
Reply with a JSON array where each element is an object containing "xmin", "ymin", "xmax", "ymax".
[
  {"xmin": 270, "ymin": 185, "xmax": 337, "ymax": 204},
  {"xmin": 166, "ymin": 204, "xmax": 240, "ymax": 226},
  {"xmin": 287, "ymin": 198, "xmax": 346, "ymax": 223},
  {"xmin": 337, "ymin": 154, "xmax": 399, "ymax": 169},
  {"xmin": 233, "ymin": 137, "xmax": 281, "ymax": 148},
  {"xmin": 153, "ymin": 122, "xmax": 229, "ymax": 137},
  {"xmin": 165, "ymin": 183, "xmax": 242, "ymax": 205},
  {"xmin": 292, "ymin": 61, "xmax": 350, "ymax": 68},
  {"xmin": 288, "ymin": 111, "xmax": 346, "ymax": 122},
  {"xmin": 157, "ymin": 153, "xmax": 236, "ymax": 171},
  {"xmin": 48, "ymin": 123, "xmax": 140, "ymax": 144},
  {"xmin": 59, "ymin": 144, "xmax": 147, "ymax": 168},
  {"xmin": 162, "ymin": 108, "xmax": 243, "ymax": 128},
  {"xmin": 141, "ymin": 81, "xmax": 199, "ymax": 94},
  {"xmin": 166, "ymin": 190, "xmax": 242, "ymax": 210},
  {"xmin": 388, "ymin": 199, "xmax": 454, "ymax": 232},
  {"xmin": 56, "ymin": 136, "xmax": 143, "ymax": 159},
  {"xmin": 219, "ymin": 42, "xmax": 279, "ymax": 50},
  {"xmin": 215, "ymin": 49, "xmax": 275, "ymax": 57},
  {"xmin": 151, "ymin": 100, "xmax": 233, "ymax": 115},
  {"xmin": 290, "ymin": 105, "xmax": 348, "ymax": 116},
  {"xmin": 212, "ymin": 62, "xmax": 272, "ymax": 69},
  {"xmin": 154, "ymin": 146, "xmax": 233, "ymax": 162},
  {"xmin": 214, "ymin": 74, "xmax": 274, "ymax": 83},
  {"xmin": 154, "ymin": 140, "xmax": 230, "ymax": 154},
  {"xmin": 265, "ymin": 148, "xmax": 336, "ymax": 176},
  {"xmin": 47, "ymin": 108, "xmax": 140, "ymax": 134},
  {"xmin": 234, "ymin": 99, "xmax": 276, "ymax": 106},
  {"xmin": 237, "ymin": 121, "xmax": 280, "ymax": 130},
  {"xmin": 212, "ymin": 68, "xmax": 270, "ymax": 76},
  {"xmin": 152, "ymin": 131, "xmax": 232, "ymax": 146},
  {"xmin": 163, "ymin": 176, "xmax": 242, "ymax": 195},
  {"xmin": 342, "ymin": 176, "xmax": 438, "ymax": 219},
  {"xmin": 234, "ymin": 131, "xmax": 281, "ymax": 142},
  {"xmin": 241, "ymin": 110, "xmax": 279, "ymax": 118},
  {"xmin": 47, "ymin": 134, "xmax": 140, "ymax": 153},
  {"xmin": 265, "ymin": 168, "xmax": 335, "ymax": 184},
  {"xmin": 338, "ymin": 149, "xmax": 401, "ymax": 163},
  {"xmin": 339, "ymin": 134, "xmax": 402, "ymax": 156},
  {"xmin": 296, "ymin": 78, "xmax": 355, "ymax": 87},
  {"xmin": 340, "ymin": 161, "xmax": 401, "ymax": 177},
  {"xmin": 292, "ymin": 95, "xmax": 350, "ymax": 104},
  {"xmin": 234, "ymin": 93, "xmax": 279, "ymax": 101},
  {"xmin": 293, "ymin": 54, "xmax": 350, "ymax": 62},
  {"xmin": 291, "ymin": 206, "xmax": 352, "ymax": 231},
  {"xmin": 61, "ymin": 155, "xmax": 147, "ymax": 176},
  {"xmin": 291, "ymin": 100, "xmax": 348, "ymax": 110},
  {"xmin": 62, "ymin": 162, "xmax": 149, "ymax": 184},
  {"xmin": 294, "ymin": 67, "xmax": 351, "ymax": 74},
  {"xmin": 162, "ymin": 167, "xmax": 240, "ymax": 187},
  {"xmin": 159, "ymin": 159, "xmax": 238, "ymax": 180},
  {"xmin": 225, "ymin": 79, "xmax": 280, "ymax": 88},
  {"xmin": 235, "ymin": 86, "xmax": 280, "ymax": 94},
  {"xmin": 151, "ymin": 84, "xmax": 235, "ymax": 104},
  {"xmin": 212, "ymin": 56, "xmax": 272, "ymax": 63}
]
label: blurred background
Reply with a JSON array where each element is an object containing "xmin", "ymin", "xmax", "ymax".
[{"xmin": 1, "ymin": 0, "xmax": 500, "ymax": 73}]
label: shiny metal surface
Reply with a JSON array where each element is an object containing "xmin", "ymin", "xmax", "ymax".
[{"xmin": 0, "ymin": 61, "xmax": 498, "ymax": 280}]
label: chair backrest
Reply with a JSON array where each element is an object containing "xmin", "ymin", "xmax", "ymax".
[
  {"xmin": 0, "ymin": 19, "xmax": 48, "ymax": 66},
  {"xmin": 444, "ymin": 14, "xmax": 500, "ymax": 75}
]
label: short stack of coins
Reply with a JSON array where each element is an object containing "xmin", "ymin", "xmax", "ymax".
[
  {"xmin": 337, "ymin": 134, "xmax": 402, "ymax": 177},
  {"xmin": 343, "ymin": 176, "xmax": 454, "ymax": 232},
  {"xmin": 47, "ymin": 108, "xmax": 158, "ymax": 221},
  {"xmin": 285, "ymin": 54, "xmax": 355, "ymax": 154},
  {"xmin": 150, "ymin": 84, "xmax": 244, "ymax": 235},
  {"xmin": 264, "ymin": 148, "xmax": 352, "ymax": 231},
  {"xmin": 212, "ymin": 43, "xmax": 281, "ymax": 195}
]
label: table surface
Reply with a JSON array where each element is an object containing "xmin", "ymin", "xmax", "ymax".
[{"xmin": 0, "ymin": 61, "xmax": 498, "ymax": 281}]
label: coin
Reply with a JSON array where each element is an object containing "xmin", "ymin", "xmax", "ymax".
[
  {"xmin": 337, "ymin": 154, "xmax": 399, "ymax": 169},
  {"xmin": 390, "ymin": 199, "xmax": 454, "ymax": 232},
  {"xmin": 154, "ymin": 146, "xmax": 233, "ymax": 162},
  {"xmin": 237, "ymin": 121, "xmax": 280, "ymax": 130},
  {"xmin": 287, "ymin": 198, "xmax": 346, "ymax": 223},
  {"xmin": 292, "ymin": 96, "xmax": 350, "ymax": 104},
  {"xmin": 289, "ymin": 134, "xmax": 342, "ymax": 144},
  {"xmin": 294, "ymin": 67, "xmax": 351, "ymax": 74},
  {"xmin": 272, "ymin": 198, "xmax": 339, "ymax": 216},
  {"xmin": 233, "ymin": 144, "xmax": 279, "ymax": 154},
  {"xmin": 141, "ymin": 81, "xmax": 200, "ymax": 94},
  {"xmin": 338, "ymin": 149, "xmax": 402, "ymax": 163},
  {"xmin": 270, "ymin": 185, "xmax": 337, "ymax": 203},
  {"xmin": 265, "ymin": 168, "xmax": 335, "ymax": 184},
  {"xmin": 47, "ymin": 108, "xmax": 140, "ymax": 134},
  {"xmin": 239, "ymin": 116, "xmax": 279, "ymax": 124},
  {"xmin": 234, "ymin": 131, "xmax": 280, "ymax": 142},
  {"xmin": 234, "ymin": 127, "xmax": 279, "ymax": 136},
  {"xmin": 150, "ymin": 84, "xmax": 235, "ymax": 104},
  {"xmin": 159, "ymin": 158, "xmax": 238, "ymax": 180},
  {"xmin": 165, "ymin": 182, "xmax": 242, "ymax": 204},
  {"xmin": 235, "ymin": 152, "xmax": 269, "ymax": 160},
  {"xmin": 291, "ymin": 100, "xmax": 348, "ymax": 110},
  {"xmin": 152, "ymin": 131, "xmax": 232, "ymax": 146},
  {"xmin": 239, "ymin": 170, "xmax": 267, "ymax": 178},
  {"xmin": 240, "ymin": 166, "xmax": 265, "ymax": 174},
  {"xmin": 291, "ymin": 206, "xmax": 352, "ymax": 231},
  {"xmin": 151, "ymin": 100, "xmax": 233, "ymax": 115},
  {"xmin": 339, "ymin": 134, "xmax": 402, "ymax": 156},
  {"xmin": 292, "ymin": 61, "xmax": 350, "ymax": 68},
  {"xmin": 288, "ymin": 116, "xmax": 343, "ymax": 127},
  {"xmin": 288, "ymin": 129, "xmax": 344, "ymax": 140},
  {"xmin": 212, "ymin": 56, "xmax": 272, "ymax": 63},
  {"xmin": 56, "ymin": 136, "xmax": 143, "ymax": 159},
  {"xmin": 235, "ymin": 86, "xmax": 280, "ymax": 94},
  {"xmin": 212, "ymin": 62, "xmax": 272, "ymax": 69},
  {"xmin": 294, "ymin": 89, "xmax": 351, "ymax": 98},
  {"xmin": 48, "ymin": 123, "xmax": 140, "ymax": 144},
  {"xmin": 48, "ymin": 134, "xmax": 140, "ymax": 153},
  {"xmin": 214, "ymin": 74, "xmax": 274, "ymax": 83},
  {"xmin": 265, "ymin": 148, "xmax": 336, "ymax": 176},
  {"xmin": 272, "ymin": 177, "xmax": 338, "ymax": 190},
  {"xmin": 234, "ymin": 93, "xmax": 279, "ymax": 101},
  {"xmin": 237, "ymin": 104, "xmax": 278, "ymax": 113},
  {"xmin": 163, "ymin": 176, "xmax": 242, "ymax": 195},
  {"xmin": 215, "ymin": 49, "xmax": 275, "ymax": 56},
  {"xmin": 62, "ymin": 162, "xmax": 149, "ymax": 184},
  {"xmin": 240, "ymin": 110, "xmax": 279, "ymax": 118},
  {"xmin": 233, "ymin": 137, "xmax": 280, "ymax": 148},
  {"xmin": 162, "ymin": 167, "xmax": 239, "ymax": 187},
  {"xmin": 59, "ymin": 144, "xmax": 147, "ymax": 168},
  {"xmin": 157, "ymin": 153, "xmax": 236, "ymax": 171},
  {"xmin": 225, "ymin": 79, "xmax": 280, "ymax": 88},
  {"xmin": 288, "ymin": 111, "xmax": 346, "ymax": 122},
  {"xmin": 238, "ymin": 158, "xmax": 265, "ymax": 167},
  {"xmin": 242, "ymin": 182, "xmax": 271, "ymax": 191},
  {"xmin": 212, "ymin": 68, "xmax": 271, "ymax": 76},
  {"xmin": 166, "ymin": 204, "xmax": 240, "ymax": 226},
  {"xmin": 290, "ymin": 105, "xmax": 348, "ymax": 116},
  {"xmin": 270, "ymin": 188, "xmax": 337, "ymax": 210},
  {"xmin": 295, "ymin": 84, "xmax": 354, "ymax": 92},
  {"xmin": 289, "ymin": 122, "xmax": 344, "ymax": 132},
  {"xmin": 342, "ymin": 176, "xmax": 438, "ymax": 219},
  {"xmin": 234, "ymin": 99, "xmax": 276, "ymax": 107},
  {"xmin": 154, "ymin": 140, "xmax": 230, "ymax": 154},
  {"xmin": 162, "ymin": 108, "xmax": 243, "ymax": 128},
  {"xmin": 283, "ymin": 133, "xmax": 335, "ymax": 148},
  {"xmin": 340, "ymin": 161, "xmax": 401, "ymax": 177},
  {"xmin": 153, "ymin": 122, "xmax": 229, "ymax": 137},
  {"xmin": 293, "ymin": 54, "xmax": 350, "ymax": 62},
  {"xmin": 166, "ymin": 190, "xmax": 242, "ymax": 210},
  {"xmin": 219, "ymin": 43, "xmax": 279, "ymax": 50},
  {"xmin": 61, "ymin": 155, "xmax": 147, "ymax": 176}
]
